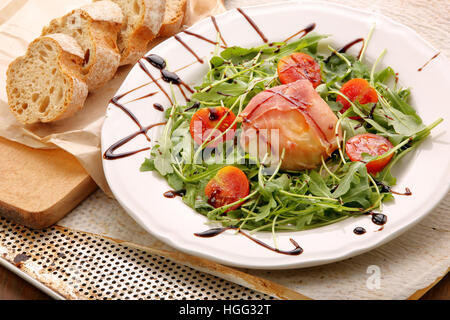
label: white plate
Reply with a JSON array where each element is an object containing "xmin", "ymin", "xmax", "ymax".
[{"xmin": 101, "ymin": 1, "xmax": 450, "ymax": 269}]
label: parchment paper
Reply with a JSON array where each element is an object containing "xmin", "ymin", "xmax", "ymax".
[{"xmin": 0, "ymin": 0, "xmax": 226, "ymax": 194}]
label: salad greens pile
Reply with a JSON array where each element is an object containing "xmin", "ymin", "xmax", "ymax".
[{"xmin": 141, "ymin": 29, "xmax": 442, "ymax": 234}]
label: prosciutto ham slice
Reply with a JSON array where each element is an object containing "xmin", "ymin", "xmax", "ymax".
[{"xmin": 240, "ymin": 79, "xmax": 341, "ymax": 170}]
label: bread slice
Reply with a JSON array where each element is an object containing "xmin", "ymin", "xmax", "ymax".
[
  {"xmin": 99, "ymin": 0, "xmax": 166, "ymax": 65},
  {"xmin": 6, "ymin": 34, "xmax": 88, "ymax": 124},
  {"xmin": 159, "ymin": 0, "xmax": 187, "ymax": 37},
  {"xmin": 41, "ymin": 1, "xmax": 124, "ymax": 90}
]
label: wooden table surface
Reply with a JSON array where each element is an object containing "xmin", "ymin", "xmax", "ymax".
[{"xmin": 0, "ymin": 264, "xmax": 448, "ymax": 300}]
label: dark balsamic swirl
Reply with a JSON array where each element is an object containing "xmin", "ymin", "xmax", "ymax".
[
  {"xmin": 353, "ymin": 227, "xmax": 366, "ymax": 235},
  {"xmin": 418, "ymin": 52, "xmax": 440, "ymax": 72},
  {"xmin": 103, "ymin": 123, "xmax": 165, "ymax": 160},
  {"xmin": 105, "ymin": 48, "xmax": 199, "ymax": 162},
  {"xmin": 183, "ymin": 30, "xmax": 227, "ymax": 49},
  {"xmin": 338, "ymin": 38, "xmax": 365, "ymax": 58},
  {"xmin": 161, "ymin": 69, "xmax": 181, "ymax": 84},
  {"xmin": 103, "ymin": 94, "xmax": 166, "ymax": 160},
  {"xmin": 195, "ymin": 227, "xmax": 303, "ymax": 256},
  {"xmin": 371, "ymin": 213, "xmax": 388, "ymax": 226},
  {"xmin": 325, "ymin": 38, "xmax": 364, "ymax": 63},
  {"xmin": 138, "ymin": 60, "xmax": 173, "ymax": 104},
  {"xmin": 211, "ymin": 16, "xmax": 228, "ymax": 47},
  {"xmin": 236, "ymin": 8, "xmax": 268, "ymax": 43},
  {"xmin": 185, "ymin": 102, "xmax": 201, "ymax": 112},
  {"xmin": 145, "ymin": 54, "xmax": 166, "ymax": 70},
  {"xmin": 283, "ymin": 23, "xmax": 316, "ymax": 42},
  {"xmin": 164, "ymin": 190, "xmax": 186, "ymax": 198},
  {"xmin": 376, "ymin": 181, "xmax": 412, "ymax": 196},
  {"xmin": 174, "ymin": 35, "xmax": 204, "ymax": 63},
  {"xmin": 153, "ymin": 103, "xmax": 164, "ymax": 112}
]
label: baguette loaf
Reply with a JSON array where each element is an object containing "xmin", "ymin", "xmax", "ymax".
[
  {"xmin": 159, "ymin": 0, "xmax": 187, "ymax": 37},
  {"xmin": 6, "ymin": 34, "xmax": 88, "ymax": 124},
  {"xmin": 99, "ymin": 0, "xmax": 166, "ymax": 65},
  {"xmin": 42, "ymin": 1, "xmax": 124, "ymax": 90}
]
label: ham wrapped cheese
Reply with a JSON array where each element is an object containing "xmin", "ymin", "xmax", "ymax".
[{"xmin": 240, "ymin": 79, "xmax": 342, "ymax": 170}]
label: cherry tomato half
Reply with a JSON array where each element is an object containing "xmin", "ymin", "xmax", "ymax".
[
  {"xmin": 345, "ymin": 133, "xmax": 394, "ymax": 174},
  {"xmin": 277, "ymin": 52, "xmax": 322, "ymax": 88},
  {"xmin": 189, "ymin": 107, "xmax": 237, "ymax": 148},
  {"xmin": 337, "ymin": 78, "xmax": 378, "ymax": 113},
  {"xmin": 205, "ymin": 166, "xmax": 250, "ymax": 211}
]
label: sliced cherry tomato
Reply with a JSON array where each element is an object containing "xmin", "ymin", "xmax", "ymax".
[
  {"xmin": 337, "ymin": 78, "xmax": 378, "ymax": 113},
  {"xmin": 189, "ymin": 107, "xmax": 237, "ymax": 148},
  {"xmin": 205, "ymin": 166, "xmax": 250, "ymax": 211},
  {"xmin": 277, "ymin": 52, "xmax": 321, "ymax": 88},
  {"xmin": 345, "ymin": 133, "xmax": 394, "ymax": 174}
]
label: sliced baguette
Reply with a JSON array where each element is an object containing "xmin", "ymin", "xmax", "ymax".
[
  {"xmin": 6, "ymin": 34, "xmax": 88, "ymax": 124},
  {"xmin": 41, "ymin": 1, "xmax": 124, "ymax": 90},
  {"xmin": 98, "ymin": 0, "xmax": 166, "ymax": 65},
  {"xmin": 159, "ymin": 0, "xmax": 187, "ymax": 37}
]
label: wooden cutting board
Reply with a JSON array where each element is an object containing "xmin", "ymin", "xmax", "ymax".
[{"xmin": 0, "ymin": 137, "xmax": 97, "ymax": 229}]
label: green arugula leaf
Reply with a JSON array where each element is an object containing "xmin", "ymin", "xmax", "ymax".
[
  {"xmin": 140, "ymin": 158, "xmax": 155, "ymax": 172},
  {"xmin": 254, "ymin": 197, "xmax": 276, "ymax": 222},
  {"xmin": 332, "ymin": 162, "xmax": 366, "ymax": 198},
  {"xmin": 308, "ymin": 171, "xmax": 333, "ymax": 198},
  {"xmin": 220, "ymin": 46, "xmax": 260, "ymax": 64},
  {"xmin": 192, "ymin": 80, "xmax": 248, "ymax": 102}
]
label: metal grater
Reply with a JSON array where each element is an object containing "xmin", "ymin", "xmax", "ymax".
[{"xmin": 0, "ymin": 217, "xmax": 273, "ymax": 300}]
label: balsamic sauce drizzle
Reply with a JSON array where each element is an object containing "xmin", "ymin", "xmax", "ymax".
[
  {"xmin": 208, "ymin": 107, "xmax": 220, "ymax": 120},
  {"xmin": 153, "ymin": 103, "xmax": 164, "ymax": 112},
  {"xmin": 236, "ymin": 8, "xmax": 268, "ymax": 43},
  {"xmin": 325, "ymin": 38, "xmax": 365, "ymax": 63},
  {"xmin": 390, "ymin": 187, "xmax": 412, "ymax": 196},
  {"xmin": 164, "ymin": 190, "xmax": 186, "ymax": 198},
  {"xmin": 184, "ymin": 102, "xmax": 201, "ymax": 112},
  {"xmin": 104, "ymin": 94, "xmax": 165, "ymax": 160},
  {"xmin": 119, "ymin": 60, "xmax": 200, "ymax": 99},
  {"xmin": 174, "ymin": 35, "xmax": 205, "ymax": 64},
  {"xmin": 370, "ymin": 213, "xmax": 388, "ymax": 226},
  {"xmin": 195, "ymin": 227, "xmax": 303, "ymax": 256},
  {"xmin": 353, "ymin": 227, "xmax": 366, "ymax": 235},
  {"xmin": 417, "ymin": 52, "xmax": 440, "ymax": 71},
  {"xmin": 105, "ymin": 54, "xmax": 193, "ymax": 160},
  {"xmin": 178, "ymin": 85, "xmax": 190, "ymax": 102},
  {"xmin": 351, "ymin": 212, "xmax": 388, "ymax": 236},
  {"xmin": 138, "ymin": 60, "xmax": 173, "ymax": 104},
  {"xmin": 211, "ymin": 16, "xmax": 228, "ymax": 47},
  {"xmin": 183, "ymin": 30, "xmax": 227, "ymax": 49},
  {"xmin": 161, "ymin": 69, "xmax": 194, "ymax": 93},
  {"xmin": 368, "ymin": 103, "xmax": 377, "ymax": 119},
  {"xmin": 145, "ymin": 55, "xmax": 195, "ymax": 105},
  {"xmin": 124, "ymin": 91, "xmax": 158, "ymax": 104},
  {"xmin": 354, "ymin": 122, "xmax": 363, "ymax": 130},
  {"xmin": 158, "ymin": 68, "xmax": 194, "ymax": 103},
  {"xmin": 376, "ymin": 181, "xmax": 412, "ymax": 196},
  {"xmin": 283, "ymin": 23, "xmax": 316, "ymax": 43},
  {"xmin": 109, "ymin": 95, "xmax": 143, "ymax": 128},
  {"xmin": 338, "ymin": 38, "xmax": 365, "ymax": 58},
  {"xmin": 145, "ymin": 54, "xmax": 166, "ymax": 70},
  {"xmin": 103, "ymin": 122, "xmax": 165, "ymax": 160}
]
